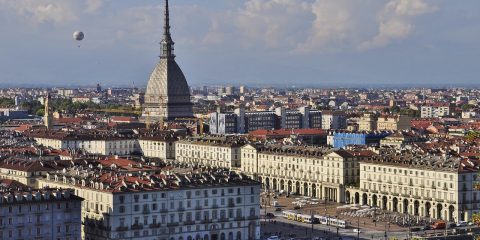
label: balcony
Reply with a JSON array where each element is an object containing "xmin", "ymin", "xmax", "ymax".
[
  {"xmin": 218, "ymin": 217, "xmax": 229, "ymax": 222},
  {"xmin": 116, "ymin": 226, "xmax": 128, "ymax": 231},
  {"xmin": 142, "ymin": 209, "xmax": 150, "ymax": 214},
  {"xmin": 149, "ymin": 223, "xmax": 161, "ymax": 229},
  {"xmin": 371, "ymin": 190, "xmax": 378, "ymax": 194},
  {"xmin": 160, "ymin": 208, "xmax": 168, "ymax": 213},
  {"xmin": 228, "ymin": 203, "xmax": 235, "ymax": 208},
  {"xmin": 167, "ymin": 222, "xmax": 179, "ymax": 227},
  {"xmin": 195, "ymin": 206, "xmax": 202, "ymax": 210},
  {"xmin": 177, "ymin": 207, "xmax": 185, "ymax": 212},
  {"xmin": 234, "ymin": 216, "xmax": 245, "ymax": 221},
  {"xmin": 422, "ymin": 197, "xmax": 432, "ymax": 201},
  {"xmin": 184, "ymin": 220, "xmax": 195, "ymax": 225},
  {"xmin": 212, "ymin": 204, "xmax": 219, "ymax": 209},
  {"xmin": 248, "ymin": 216, "xmax": 259, "ymax": 220},
  {"xmin": 131, "ymin": 224, "xmax": 143, "ymax": 230},
  {"xmin": 201, "ymin": 219, "xmax": 211, "ymax": 224}
]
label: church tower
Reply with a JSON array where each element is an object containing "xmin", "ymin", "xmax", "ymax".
[
  {"xmin": 142, "ymin": 0, "xmax": 193, "ymax": 121},
  {"xmin": 44, "ymin": 93, "xmax": 53, "ymax": 129}
]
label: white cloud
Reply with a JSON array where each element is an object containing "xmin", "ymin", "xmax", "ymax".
[
  {"xmin": 359, "ymin": 0, "xmax": 437, "ymax": 50},
  {"xmin": 234, "ymin": 0, "xmax": 314, "ymax": 49},
  {"xmin": 0, "ymin": 0, "xmax": 77, "ymax": 24},
  {"xmin": 85, "ymin": 0, "xmax": 106, "ymax": 14},
  {"xmin": 294, "ymin": 0, "xmax": 355, "ymax": 53}
]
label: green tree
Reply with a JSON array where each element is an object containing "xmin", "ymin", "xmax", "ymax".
[
  {"xmin": 466, "ymin": 131, "xmax": 480, "ymax": 141},
  {"xmin": 0, "ymin": 97, "xmax": 14, "ymax": 107},
  {"xmin": 36, "ymin": 108, "xmax": 45, "ymax": 116}
]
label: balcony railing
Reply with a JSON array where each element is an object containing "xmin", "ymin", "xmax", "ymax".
[
  {"xmin": 131, "ymin": 224, "xmax": 143, "ymax": 230},
  {"xmin": 184, "ymin": 220, "xmax": 195, "ymax": 225},
  {"xmin": 116, "ymin": 226, "xmax": 128, "ymax": 231},
  {"xmin": 160, "ymin": 208, "xmax": 168, "ymax": 213},
  {"xmin": 149, "ymin": 223, "xmax": 161, "ymax": 229},
  {"xmin": 167, "ymin": 222, "xmax": 179, "ymax": 227},
  {"xmin": 234, "ymin": 216, "xmax": 245, "ymax": 221},
  {"xmin": 218, "ymin": 217, "xmax": 229, "ymax": 222}
]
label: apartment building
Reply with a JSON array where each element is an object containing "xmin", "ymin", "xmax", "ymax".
[
  {"xmin": 0, "ymin": 188, "xmax": 82, "ymax": 240},
  {"xmin": 0, "ymin": 158, "xmax": 69, "ymax": 188},
  {"xmin": 358, "ymin": 114, "xmax": 377, "ymax": 132},
  {"xmin": 376, "ymin": 115, "xmax": 412, "ymax": 131},
  {"xmin": 175, "ymin": 136, "xmax": 247, "ymax": 169},
  {"xmin": 39, "ymin": 167, "xmax": 261, "ymax": 240},
  {"xmin": 346, "ymin": 149, "xmax": 480, "ymax": 222},
  {"xmin": 241, "ymin": 144, "xmax": 369, "ymax": 203},
  {"xmin": 138, "ymin": 134, "xmax": 176, "ymax": 159},
  {"xmin": 321, "ymin": 111, "xmax": 347, "ymax": 130},
  {"xmin": 209, "ymin": 106, "xmax": 322, "ymax": 134},
  {"xmin": 421, "ymin": 103, "xmax": 452, "ymax": 118},
  {"xmin": 29, "ymin": 130, "xmax": 140, "ymax": 155}
]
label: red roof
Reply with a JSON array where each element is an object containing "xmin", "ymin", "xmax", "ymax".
[
  {"xmin": 110, "ymin": 116, "xmax": 137, "ymax": 123},
  {"xmin": 55, "ymin": 117, "xmax": 83, "ymax": 124}
]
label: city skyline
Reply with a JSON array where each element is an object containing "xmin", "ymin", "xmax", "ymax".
[{"xmin": 0, "ymin": 0, "xmax": 479, "ymax": 88}]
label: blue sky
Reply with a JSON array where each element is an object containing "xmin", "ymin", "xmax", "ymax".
[{"xmin": 0, "ymin": 0, "xmax": 479, "ymax": 88}]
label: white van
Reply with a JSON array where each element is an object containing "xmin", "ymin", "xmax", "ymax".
[{"xmin": 272, "ymin": 201, "xmax": 280, "ymax": 207}]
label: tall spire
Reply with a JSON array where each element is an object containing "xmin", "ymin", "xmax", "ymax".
[{"xmin": 160, "ymin": 0, "xmax": 175, "ymax": 59}]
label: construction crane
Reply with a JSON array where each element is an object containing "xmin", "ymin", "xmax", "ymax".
[{"xmin": 145, "ymin": 111, "xmax": 151, "ymax": 130}]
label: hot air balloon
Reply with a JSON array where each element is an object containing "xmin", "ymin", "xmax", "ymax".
[
  {"xmin": 73, "ymin": 31, "xmax": 84, "ymax": 41},
  {"xmin": 73, "ymin": 31, "xmax": 84, "ymax": 47}
]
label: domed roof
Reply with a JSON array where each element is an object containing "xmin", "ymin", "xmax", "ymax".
[{"xmin": 145, "ymin": 58, "xmax": 190, "ymax": 98}]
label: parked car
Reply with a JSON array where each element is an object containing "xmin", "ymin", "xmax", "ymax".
[
  {"xmin": 423, "ymin": 225, "xmax": 432, "ymax": 230},
  {"xmin": 431, "ymin": 220, "xmax": 446, "ymax": 230},
  {"xmin": 267, "ymin": 236, "xmax": 280, "ymax": 240},
  {"xmin": 275, "ymin": 207, "xmax": 282, "ymax": 212},
  {"xmin": 456, "ymin": 221, "xmax": 468, "ymax": 227},
  {"xmin": 266, "ymin": 213, "xmax": 275, "ymax": 219}
]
